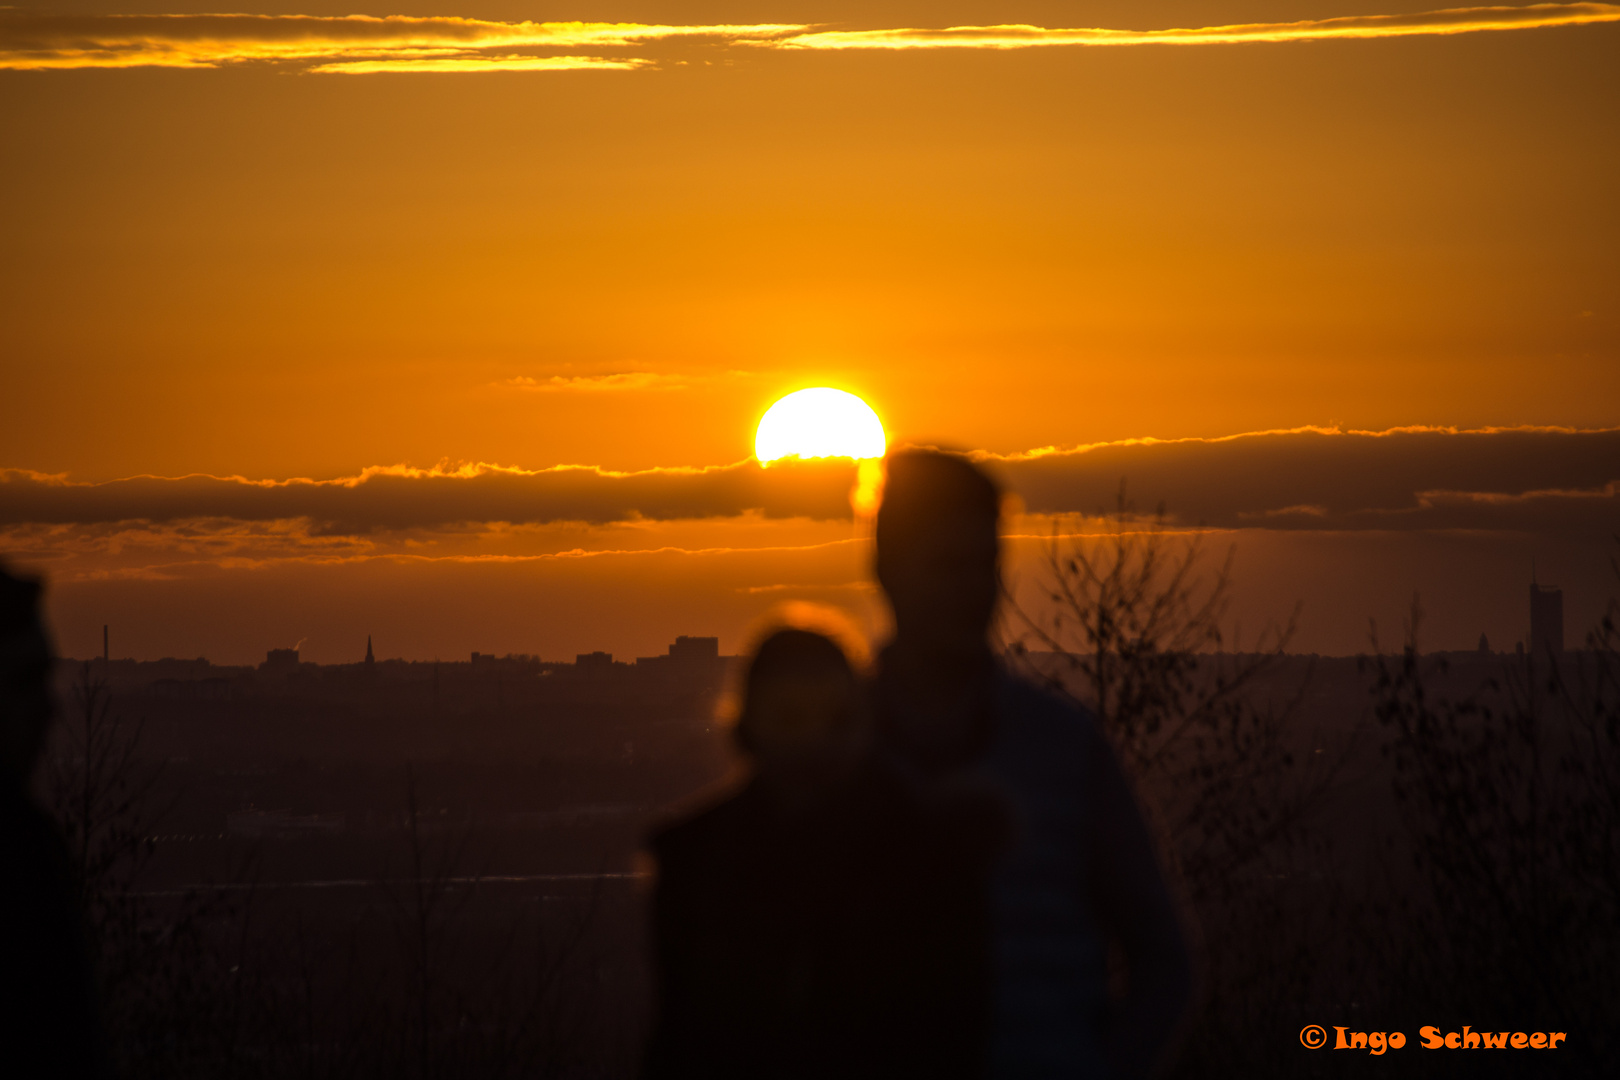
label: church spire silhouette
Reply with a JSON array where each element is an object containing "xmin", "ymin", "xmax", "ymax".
[{"xmin": 364, "ymin": 634, "xmax": 374, "ymax": 667}]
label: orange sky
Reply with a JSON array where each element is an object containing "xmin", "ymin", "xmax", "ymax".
[{"xmin": 2, "ymin": 3, "xmax": 1616, "ymax": 661}]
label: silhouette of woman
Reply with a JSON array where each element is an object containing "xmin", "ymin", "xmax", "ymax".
[{"xmin": 643, "ymin": 625, "xmax": 998, "ymax": 1079}]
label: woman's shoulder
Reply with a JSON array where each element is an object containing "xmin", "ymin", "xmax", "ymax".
[{"xmin": 648, "ymin": 777, "xmax": 767, "ymax": 862}]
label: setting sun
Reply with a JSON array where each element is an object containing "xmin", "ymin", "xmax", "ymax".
[{"xmin": 753, "ymin": 388, "xmax": 886, "ymax": 464}]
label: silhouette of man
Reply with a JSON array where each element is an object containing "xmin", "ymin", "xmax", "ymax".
[
  {"xmin": 0, "ymin": 565, "xmax": 110, "ymax": 1079},
  {"xmin": 872, "ymin": 451, "xmax": 1192, "ymax": 1079}
]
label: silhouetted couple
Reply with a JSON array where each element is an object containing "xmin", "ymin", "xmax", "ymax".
[{"xmin": 645, "ymin": 451, "xmax": 1192, "ymax": 1079}]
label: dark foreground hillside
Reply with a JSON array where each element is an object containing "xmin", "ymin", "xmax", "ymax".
[{"xmin": 38, "ymin": 645, "xmax": 1619, "ymax": 1077}]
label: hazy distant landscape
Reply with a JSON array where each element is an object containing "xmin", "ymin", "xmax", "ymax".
[{"xmin": 38, "ymin": 606, "xmax": 1615, "ymax": 1074}]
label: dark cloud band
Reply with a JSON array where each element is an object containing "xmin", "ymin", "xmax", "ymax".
[
  {"xmin": 0, "ymin": 461, "xmax": 858, "ymax": 533},
  {"xmin": 988, "ymin": 426, "xmax": 1619, "ymax": 533},
  {"xmin": 2, "ymin": 427, "xmax": 1615, "ymax": 536}
]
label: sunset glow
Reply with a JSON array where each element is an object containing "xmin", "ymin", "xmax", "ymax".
[
  {"xmin": 1, "ymin": 3, "xmax": 1614, "ymax": 662},
  {"xmin": 754, "ymin": 389, "xmax": 886, "ymax": 464}
]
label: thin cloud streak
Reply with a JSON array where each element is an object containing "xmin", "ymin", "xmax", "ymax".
[
  {"xmin": 0, "ymin": 13, "xmax": 804, "ymax": 71},
  {"xmin": 969, "ymin": 423, "xmax": 1608, "ymax": 462},
  {"xmin": 3, "ymin": 6, "xmax": 1615, "ymax": 72},
  {"xmin": 776, "ymin": 4, "xmax": 1620, "ymax": 50},
  {"xmin": 737, "ymin": 581, "xmax": 874, "ymax": 595},
  {"xmin": 11, "ymin": 536, "xmax": 866, "ymax": 584},
  {"xmin": 309, "ymin": 54, "xmax": 650, "ymax": 75},
  {"xmin": 503, "ymin": 373, "xmax": 692, "ymax": 392}
]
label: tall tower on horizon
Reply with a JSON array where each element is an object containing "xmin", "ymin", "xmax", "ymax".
[
  {"xmin": 1530, "ymin": 577, "xmax": 1564, "ymax": 658},
  {"xmin": 365, "ymin": 634, "xmax": 375, "ymax": 668}
]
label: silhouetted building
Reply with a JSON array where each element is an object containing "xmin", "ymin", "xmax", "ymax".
[
  {"xmin": 1530, "ymin": 581, "xmax": 1564, "ymax": 657},
  {"xmin": 576, "ymin": 650, "xmax": 615, "ymax": 674},
  {"xmin": 636, "ymin": 636, "xmax": 726, "ymax": 684},
  {"xmin": 263, "ymin": 648, "xmax": 300, "ymax": 673},
  {"xmin": 1477, "ymin": 632, "xmax": 1490, "ymax": 655},
  {"xmin": 669, "ymin": 635, "xmax": 720, "ymax": 665},
  {"xmin": 365, "ymin": 635, "xmax": 375, "ymax": 669}
]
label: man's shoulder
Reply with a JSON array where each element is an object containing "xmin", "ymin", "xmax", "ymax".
[
  {"xmin": 997, "ymin": 670, "xmax": 1102, "ymax": 732},
  {"xmin": 991, "ymin": 670, "xmax": 1113, "ymax": 778}
]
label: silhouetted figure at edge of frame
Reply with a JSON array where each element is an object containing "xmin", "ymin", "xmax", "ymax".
[
  {"xmin": 0, "ymin": 564, "xmax": 112, "ymax": 1079},
  {"xmin": 643, "ymin": 626, "xmax": 1001, "ymax": 1079},
  {"xmin": 872, "ymin": 450, "xmax": 1193, "ymax": 1080}
]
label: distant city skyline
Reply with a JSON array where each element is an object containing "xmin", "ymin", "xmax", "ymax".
[{"xmin": 61, "ymin": 553, "xmax": 1597, "ymax": 667}]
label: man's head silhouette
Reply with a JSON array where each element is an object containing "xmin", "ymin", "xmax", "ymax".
[{"xmin": 875, "ymin": 451, "xmax": 1001, "ymax": 660}]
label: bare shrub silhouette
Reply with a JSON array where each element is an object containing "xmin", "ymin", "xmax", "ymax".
[
  {"xmin": 1362, "ymin": 580, "xmax": 1620, "ymax": 1074},
  {"xmin": 368, "ymin": 766, "xmax": 607, "ymax": 1079},
  {"xmin": 1004, "ymin": 494, "xmax": 1348, "ymax": 1074},
  {"xmin": 206, "ymin": 766, "xmax": 613, "ymax": 1080},
  {"xmin": 49, "ymin": 664, "xmax": 158, "ymax": 962},
  {"xmin": 45, "ymin": 662, "xmax": 241, "ymax": 1078}
]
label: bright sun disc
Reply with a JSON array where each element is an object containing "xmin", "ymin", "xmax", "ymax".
[{"xmin": 754, "ymin": 388, "xmax": 886, "ymax": 463}]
